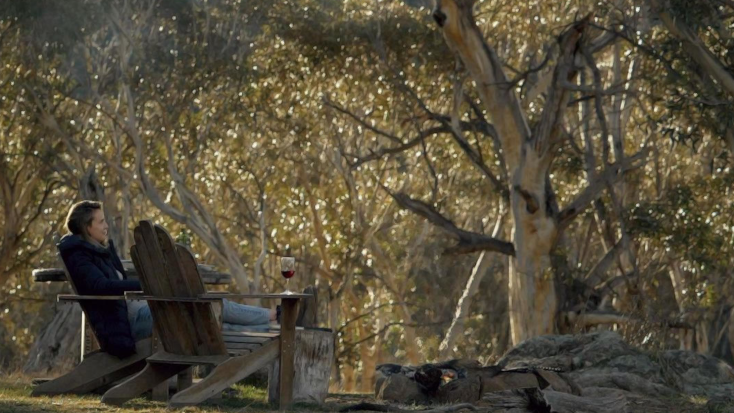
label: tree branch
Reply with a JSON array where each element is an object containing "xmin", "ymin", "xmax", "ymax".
[
  {"xmin": 651, "ymin": 0, "xmax": 734, "ymax": 99},
  {"xmin": 432, "ymin": 0, "xmax": 530, "ymax": 170},
  {"xmin": 387, "ymin": 189, "xmax": 515, "ymax": 256},
  {"xmin": 448, "ymin": 78, "xmax": 508, "ymax": 197},
  {"xmin": 584, "ymin": 240, "xmax": 624, "ymax": 287},
  {"xmin": 557, "ymin": 150, "xmax": 647, "ymax": 228}
]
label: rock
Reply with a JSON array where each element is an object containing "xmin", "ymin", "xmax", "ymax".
[
  {"xmin": 479, "ymin": 389, "xmax": 531, "ymax": 410},
  {"xmin": 499, "ymin": 335, "xmax": 574, "ymax": 363},
  {"xmin": 682, "ymin": 383, "xmax": 734, "ymax": 400},
  {"xmin": 374, "ymin": 331, "xmax": 734, "ymax": 409},
  {"xmin": 498, "ymin": 330, "xmax": 734, "ymax": 399},
  {"xmin": 435, "ymin": 375, "xmax": 481, "ymax": 403},
  {"xmin": 660, "ymin": 350, "xmax": 734, "ymax": 386},
  {"xmin": 605, "ymin": 354, "xmax": 662, "ymax": 381},
  {"xmin": 542, "ymin": 389, "xmax": 631, "ymax": 413},
  {"xmin": 481, "ymin": 371, "xmax": 540, "ymax": 393},
  {"xmin": 376, "ymin": 373, "xmax": 430, "ymax": 404},
  {"xmin": 577, "ymin": 331, "xmax": 635, "ymax": 366},
  {"xmin": 534, "ymin": 369, "xmax": 579, "ymax": 395},
  {"xmin": 706, "ymin": 395, "xmax": 734, "ymax": 413},
  {"xmin": 572, "ymin": 372, "xmax": 676, "ymax": 398},
  {"xmin": 499, "ymin": 331, "xmax": 634, "ymax": 369}
]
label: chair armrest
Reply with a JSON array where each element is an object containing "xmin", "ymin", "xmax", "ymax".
[
  {"xmin": 57, "ymin": 294, "xmax": 125, "ymax": 302},
  {"xmin": 123, "ymin": 291, "xmax": 222, "ymax": 303},
  {"xmin": 198, "ymin": 293, "xmax": 311, "ymax": 299}
]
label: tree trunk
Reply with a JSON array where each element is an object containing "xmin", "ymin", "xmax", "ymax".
[
  {"xmin": 432, "ymin": 0, "xmax": 588, "ymax": 345},
  {"xmin": 439, "ymin": 251, "xmax": 493, "ymax": 358},
  {"xmin": 359, "ymin": 321, "xmax": 377, "ymax": 393},
  {"xmin": 727, "ymin": 308, "xmax": 734, "ymax": 365},
  {"xmin": 218, "ymin": 245, "xmax": 252, "ymax": 294},
  {"xmin": 508, "ymin": 155, "xmax": 559, "ymax": 343},
  {"xmin": 327, "ymin": 294, "xmax": 341, "ymax": 389},
  {"xmin": 508, "ymin": 247, "xmax": 556, "ymax": 344},
  {"xmin": 398, "ymin": 303, "xmax": 421, "ymax": 365},
  {"xmin": 251, "ymin": 202, "xmax": 267, "ymax": 297},
  {"xmin": 367, "ymin": 227, "xmax": 426, "ymax": 364},
  {"xmin": 23, "ymin": 304, "xmax": 81, "ymax": 375},
  {"xmin": 342, "ymin": 360, "xmax": 357, "ymax": 392},
  {"xmin": 80, "ymin": 166, "xmax": 123, "ymax": 251}
]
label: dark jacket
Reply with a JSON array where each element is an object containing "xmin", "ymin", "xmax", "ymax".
[{"xmin": 57, "ymin": 235, "xmax": 142, "ymax": 358}]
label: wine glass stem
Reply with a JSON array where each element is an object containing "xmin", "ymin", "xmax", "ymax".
[{"xmin": 286, "ymin": 278, "xmax": 290, "ymax": 292}]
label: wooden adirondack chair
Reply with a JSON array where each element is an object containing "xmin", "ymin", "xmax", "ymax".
[
  {"xmin": 31, "ymin": 241, "xmax": 151, "ymax": 396},
  {"xmin": 101, "ymin": 221, "xmax": 308, "ymax": 408}
]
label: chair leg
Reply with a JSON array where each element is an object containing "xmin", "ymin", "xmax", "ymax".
[
  {"xmin": 101, "ymin": 360, "xmax": 189, "ymax": 406},
  {"xmin": 150, "ymin": 326, "xmax": 169, "ymax": 402},
  {"xmin": 177, "ymin": 368, "xmax": 194, "ymax": 392},
  {"xmin": 32, "ymin": 339, "xmax": 151, "ymax": 396},
  {"xmin": 169, "ymin": 339, "xmax": 280, "ymax": 407}
]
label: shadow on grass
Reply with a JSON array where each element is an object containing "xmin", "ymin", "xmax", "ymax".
[{"xmin": 0, "ymin": 380, "xmax": 355, "ymax": 413}]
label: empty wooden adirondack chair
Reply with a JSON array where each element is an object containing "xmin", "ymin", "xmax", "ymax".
[
  {"xmin": 32, "ymin": 241, "xmax": 151, "ymax": 396},
  {"xmin": 101, "ymin": 221, "xmax": 308, "ymax": 408}
]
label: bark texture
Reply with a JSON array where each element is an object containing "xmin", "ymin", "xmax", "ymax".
[{"xmin": 432, "ymin": 0, "xmax": 590, "ymax": 343}]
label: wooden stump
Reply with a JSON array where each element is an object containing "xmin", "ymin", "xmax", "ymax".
[
  {"xmin": 267, "ymin": 328, "xmax": 333, "ymax": 404},
  {"xmin": 23, "ymin": 304, "xmax": 82, "ymax": 375}
]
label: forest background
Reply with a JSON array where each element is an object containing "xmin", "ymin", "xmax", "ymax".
[{"xmin": 1, "ymin": 0, "xmax": 733, "ymax": 393}]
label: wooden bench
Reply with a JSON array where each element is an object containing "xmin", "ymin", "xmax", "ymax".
[
  {"xmin": 32, "ymin": 260, "xmax": 231, "ymax": 362},
  {"xmin": 31, "ymin": 250, "xmax": 152, "ymax": 396},
  {"xmin": 100, "ymin": 221, "xmax": 309, "ymax": 409}
]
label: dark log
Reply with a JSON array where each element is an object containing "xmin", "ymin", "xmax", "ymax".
[
  {"xmin": 542, "ymin": 389, "xmax": 630, "ymax": 413},
  {"xmin": 340, "ymin": 402, "xmax": 478, "ymax": 413}
]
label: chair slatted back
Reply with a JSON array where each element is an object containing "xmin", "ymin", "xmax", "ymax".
[
  {"xmin": 130, "ymin": 220, "xmax": 227, "ymax": 356},
  {"xmin": 54, "ymin": 236, "xmax": 103, "ymax": 351},
  {"xmin": 53, "ymin": 234, "xmax": 82, "ymax": 295}
]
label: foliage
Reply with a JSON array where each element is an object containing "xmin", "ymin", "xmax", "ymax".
[{"xmin": 0, "ymin": 0, "xmax": 734, "ymax": 392}]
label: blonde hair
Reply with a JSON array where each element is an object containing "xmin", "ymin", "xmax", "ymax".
[{"xmin": 65, "ymin": 200, "xmax": 104, "ymax": 244}]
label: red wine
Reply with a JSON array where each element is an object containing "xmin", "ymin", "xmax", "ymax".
[{"xmin": 281, "ymin": 270, "xmax": 295, "ymax": 279}]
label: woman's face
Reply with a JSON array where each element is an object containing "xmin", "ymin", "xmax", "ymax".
[{"xmin": 87, "ymin": 209, "xmax": 109, "ymax": 244}]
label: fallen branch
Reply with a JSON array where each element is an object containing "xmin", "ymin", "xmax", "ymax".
[
  {"xmin": 422, "ymin": 404, "xmax": 479, "ymax": 413},
  {"xmin": 567, "ymin": 311, "xmax": 631, "ymax": 327},
  {"xmin": 565, "ymin": 310, "xmax": 695, "ymax": 330},
  {"xmin": 340, "ymin": 402, "xmax": 479, "ymax": 413}
]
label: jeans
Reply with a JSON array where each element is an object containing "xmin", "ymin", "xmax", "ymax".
[{"xmin": 129, "ymin": 299, "xmax": 271, "ymax": 341}]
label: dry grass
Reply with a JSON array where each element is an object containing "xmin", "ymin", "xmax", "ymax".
[
  {"xmin": 0, "ymin": 375, "xmax": 364, "ymax": 413},
  {"xmin": 2, "ymin": 374, "xmax": 729, "ymax": 413}
]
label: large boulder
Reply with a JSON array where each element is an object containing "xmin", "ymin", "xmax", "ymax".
[
  {"xmin": 499, "ymin": 331, "xmax": 734, "ymax": 395},
  {"xmin": 373, "ymin": 331, "xmax": 734, "ymax": 411}
]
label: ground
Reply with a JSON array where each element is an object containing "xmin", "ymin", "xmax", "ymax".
[
  {"xmin": 0, "ymin": 373, "xmax": 731, "ymax": 413},
  {"xmin": 0, "ymin": 376, "xmax": 364, "ymax": 413}
]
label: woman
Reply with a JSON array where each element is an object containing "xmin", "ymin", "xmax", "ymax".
[{"xmin": 58, "ymin": 200, "xmax": 279, "ymax": 358}]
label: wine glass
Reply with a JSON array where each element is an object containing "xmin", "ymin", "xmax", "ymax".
[{"xmin": 280, "ymin": 257, "xmax": 295, "ymax": 294}]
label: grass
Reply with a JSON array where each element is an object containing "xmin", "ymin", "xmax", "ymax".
[
  {"xmin": 0, "ymin": 376, "xmax": 365, "ymax": 413},
  {"xmin": 3, "ymin": 375, "xmax": 730, "ymax": 413}
]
